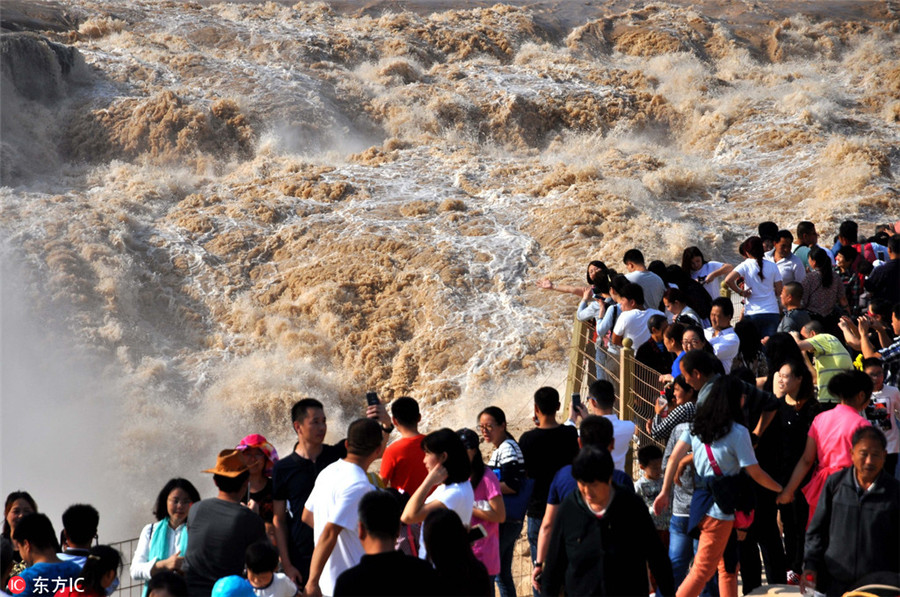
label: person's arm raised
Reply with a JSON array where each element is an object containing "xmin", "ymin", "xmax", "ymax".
[
  {"xmin": 400, "ymin": 465, "xmax": 448, "ymax": 524},
  {"xmin": 536, "ymin": 279, "xmax": 589, "ymax": 298}
]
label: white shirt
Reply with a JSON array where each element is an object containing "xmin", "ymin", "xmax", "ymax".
[
  {"xmin": 732, "ymin": 258, "xmax": 782, "ymax": 315},
  {"xmin": 418, "ymin": 481, "xmax": 475, "ymax": 561},
  {"xmin": 764, "ymin": 250, "xmax": 807, "ymax": 285},
  {"xmin": 130, "ymin": 521, "xmax": 187, "ymax": 581},
  {"xmin": 305, "ymin": 459, "xmax": 375, "ymax": 596},
  {"xmin": 872, "ymin": 385, "xmax": 900, "ymax": 454},
  {"xmin": 625, "ymin": 270, "xmax": 666, "ymax": 311},
  {"xmin": 613, "ymin": 308, "xmax": 666, "ymax": 349},
  {"xmin": 692, "ymin": 261, "xmax": 726, "ymax": 300},
  {"xmin": 705, "ymin": 327, "xmax": 740, "ymax": 374},
  {"xmin": 252, "ymin": 573, "xmax": 299, "ymax": 597},
  {"xmin": 603, "ymin": 413, "xmax": 636, "ymax": 472}
]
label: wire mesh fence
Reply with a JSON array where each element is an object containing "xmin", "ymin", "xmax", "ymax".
[
  {"xmin": 107, "ymin": 537, "xmax": 141, "ymax": 597},
  {"xmin": 628, "ymin": 356, "xmax": 668, "ymax": 451}
]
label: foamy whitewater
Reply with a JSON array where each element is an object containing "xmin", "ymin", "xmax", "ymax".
[{"xmin": 1, "ymin": 0, "xmax": 898, "ymax": 538}]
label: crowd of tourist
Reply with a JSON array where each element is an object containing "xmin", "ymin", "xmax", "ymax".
[{"xmin": 2, "ymin": 219, "xmax": 899, "ymax": 597}]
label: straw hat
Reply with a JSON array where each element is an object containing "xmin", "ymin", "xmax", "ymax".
[{"xmin": 202, "ymin": 449, "xmax": 248, "ymax": 477}]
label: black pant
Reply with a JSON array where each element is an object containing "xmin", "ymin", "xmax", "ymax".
[
  {"xmin": 777, "ymin": 489, "xmax": 809, "ymax": 572},
  {"xmin": 739, "ymin": 487, "xmax": 786, "ymax": 593}
]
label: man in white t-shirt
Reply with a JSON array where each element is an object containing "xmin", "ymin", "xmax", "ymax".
[
  {"xmin": 302, "ymin": 419, "xmax": 387, "ymax": 597},
  {"xmin": 623, "ymin": 249, "xmax": 666, "ymax": 311},
  {"xmin": 765, "ymin": 230, "xmax": 807, "ymax": 285},
  {"xmin": 587, "ymin": 379, "xmax": 636, "ymax": 472},
  {"xmin": 612, "ymin": 283, "xmax": 666, "ymax": 350},
  {"xmin": 704, "ymin": 297, "xmax": 740, "ymax": 374}
]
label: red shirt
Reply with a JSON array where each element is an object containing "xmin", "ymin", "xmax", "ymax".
[{"xmin": 379, "ymin": 434, "xmax": 427, "ymax": 494}]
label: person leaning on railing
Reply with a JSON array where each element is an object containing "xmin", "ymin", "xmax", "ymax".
[
  {"xmin": 646, "ymin": 375, "xmax": 697, "ymax": 444},
  {"xmin": 536, "ymin": 261, "xmax": 609, "ymax": 298}
]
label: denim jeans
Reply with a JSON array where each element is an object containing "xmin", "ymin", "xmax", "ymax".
[
  {"xmin": 745, "ymin": 313, "xmax": 780, "ymax": 339},
  {"xmin": 496, "ymin": 518, "xmax": 524, "ymax": 597},
  {"xmin": 669, "ymin": 515, "xmax": 694, "ymax": 589},
  {"xmin": 526, "ymin": 516, "xmax": 542, "ymax": 597},
  {"xmin": 670, "ymin": 514, "xmax": 718, "ymax": 596}
]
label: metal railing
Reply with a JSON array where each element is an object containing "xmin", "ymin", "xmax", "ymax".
[
  {"xmin": 107, "ymin": 537, "xmax": 141, "ymax": 597},
  {"xmin": 563, "ymin": 282, "xmax": 740, "ymax": 478}
]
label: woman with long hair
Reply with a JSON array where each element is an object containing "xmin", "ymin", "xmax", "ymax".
[
  {"xmin": 57, "ymin": 545, "xmax": 121, "ymax": 597},
  {"xmin": 536, "ymin": 260, "xmax": 609, "ymax": 298},
  {"xmin": 761, "ymin": 332, "xmax": 806, "ymax": 388},
  {"xmin": 401, "ymin": 428, "xmax": 474, "ymax": 563},
  {"xmin": 771, "ymin": 360, "xmax": 820, "ymax": 583},
  {"xmin": 776, "ymin": 370, "xmax": 873, "ymax": 525},
  {"xmin": 683, "ymin": 247, "xmax": 733, "ymax": 301},
  {"xmin": 476, "ymin": 407, "xmax": 527, "ymax": 597},
  {"xmin": 3, "ymin": 491, "xmax": 37, "ymax": 576},
  {"xmin": 801, "ymin": 247, "xmax": 848, "ymax": 333},
  {"xmin": 423, "ymin": 508, "xmax": 491, "ymax": 596},
  {"xmin": 457, "ymin": 428, "xmax": 505, "ymax": 583},
  {"xmin": 733, "ymin": 320, "xmax": 768, "ymax": 380},
  {"xmin": 663, "ymin": 288, "xmax": 702, "ymax": 328},
  {"xmin": 130, "ymin": 479, "xmax": 201, "ymax": 596},
  {"xmin": 654, "ymin": 375, "xmax": 782, "ymax": 597},
  {"xmin": 724, "ymin": 236, "xmax": 783, "ymax": 339}
]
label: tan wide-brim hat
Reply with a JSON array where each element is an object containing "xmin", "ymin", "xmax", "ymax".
[{"xmin": 202, "ymin": 449, "xmax": 249, "ymax": 477}]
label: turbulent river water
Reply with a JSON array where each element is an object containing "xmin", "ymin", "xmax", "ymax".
[{"xmin": 1, "ymin": 0, "xmax": 897, "ymax": 537}]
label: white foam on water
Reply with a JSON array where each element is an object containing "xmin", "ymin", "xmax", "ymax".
[{"xmin": 1, "ymin": 0, "xmax": 898, "ymax": 539}]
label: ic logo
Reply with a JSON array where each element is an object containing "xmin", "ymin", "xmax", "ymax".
[{"xmin": 7, "ymin": 575, "xmax": 26, "ymax": 594}]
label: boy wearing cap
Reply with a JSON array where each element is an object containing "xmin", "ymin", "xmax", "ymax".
[{"xmin": 184, "ymin": 449, "xmax": 267, "ymax": 597}]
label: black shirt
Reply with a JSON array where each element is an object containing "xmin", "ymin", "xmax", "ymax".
[
  {"xmin": 334, "ymin": 551, "xmax": 439, "ymax": 596},
  {"xmin": 271, "ymin": 443, "xmax": 346, "ymax": 577},
  {"xmin": 518, "ymin": 425, "xmax": 580, "ymax": 518},
  {"xmin": 184, "ymin": 498, "xmax": 267, "ymax": 597},
  {"xmin": 774, "ymin": 398, "xmax": 821, "ymax": 485},
  {"xmin": 636, "ymin": 339, "xmax": 674, "ymax": 375}
]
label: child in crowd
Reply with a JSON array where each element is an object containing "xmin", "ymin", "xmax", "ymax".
[
  {"xmin": 636, "ymin": 445, "xmax": 670, "ymax": 596},
  {"xmin": 636, "ymin": 445, "xmax": 671, "ymax": 535},
  {"xmin": 245, "ymin": 541, "xmax": 298, "ymax": 597},
  {"xmin": 863, "ymin": 358, "xmax": 900, "ymax": 477}
]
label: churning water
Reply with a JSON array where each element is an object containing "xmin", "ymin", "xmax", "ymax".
[{"xmin": 1, "ymin": 0, "xmax": 897, "ymax": 537}]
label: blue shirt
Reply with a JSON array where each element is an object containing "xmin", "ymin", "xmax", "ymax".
[
  {"xmin": 18, "ymin": 561, "xmax": 83, "ymax": 596},
  {"xmin": 671, "ymin": 351, "xmax": 685, "ymax": 379},
  {"xmin": 546, "ymin": 464, "xmax": 634, "ymax": 505},
  {"xmin": 680, "ymin": 423, "xmax": 757, "ymax": 520}
]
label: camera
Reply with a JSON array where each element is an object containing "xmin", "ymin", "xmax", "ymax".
[{"xmin": 865, "ymin": 402, "xmax": 892, "ymax": 431}]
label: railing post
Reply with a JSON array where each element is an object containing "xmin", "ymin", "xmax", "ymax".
[
  {"xmin": 618, "ymin": 338, "xmax": 635, "ymax": 476},
  {"xmin": 565, "ymin": 313, "xmax": 591, "ymax": 415},
  {"xmin": 721, "ymin": 280, "xmax": 744, "ymax": 320}
]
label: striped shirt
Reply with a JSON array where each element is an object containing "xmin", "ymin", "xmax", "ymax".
[{"xmin": 650, "ymin": 401, "xmax": 697, "ymax": 443}]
